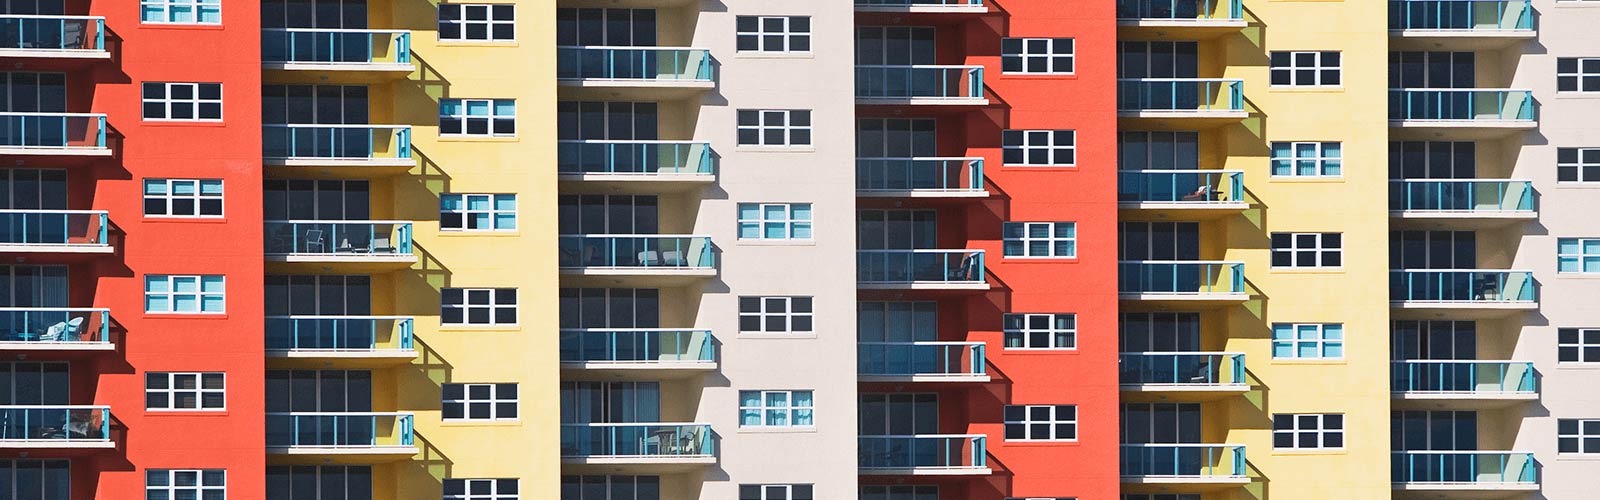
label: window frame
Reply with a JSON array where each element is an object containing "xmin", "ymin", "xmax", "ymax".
[
  {"xmin": 1558, "ymin": 57, "xmax": 1600, "ymax": 93},
  {"xmin": 1558, "ymin": 328, "xmax": 1600, "ymax": 363},
  {"xmin": 145, "ymin": 469, "xmax": 227, "ymax": 500},
  {"xmin": 738, "ymin": 389, "xmax": 815, "ymax": 428},
  {"xmin": 1269, "ymin": 51, "xmax": 1342, "ymax": 88},
  {"xmin": 1002, "ymin": 222, "xmax": 1077, "ymax": 258},
  {"xmin": 1003, "ymin": 404, "xmax": 1078, "ymax": 442},
  {"xmin": 1270, "ymin": 142, "xmax": 1343, "ymax": 178},
  {"xmin": 143, "ymin": 178, "xmax": 224, "ymax": 218},
  {"xmin": 1558, "ymin": 418, "xmax": 1600, "ymax": 455},
  {"xmin": 1001, "ymin": 38, "xmax": 1075, "ymax": 75},
  {"xmin": 1002, "ymin": 313, "xmax": 1077, "ymax": 350},
  {"xmin": 443, "ymin": 478, "xmax": 520, "ymax": 499},
  {"xmin": 441, "ymin": 194, "xmax": 518, "ymax": 232},
  {"xmin": 1558, "ymin": 238, "xmax": 1600, "ymax": 274},
  {"xmin": 739, "ymin": 484, "xmax": 814, "ymax": 500},
  {"xmin": 1272, "ymin": 413, "xmax": 1345, "ymax": 450},
  {"xmin": 441, "ymin": 287, "xmax": 518, "ymax": 326},
  {"xmin": 737, "ymin": 109, "xmax": 812, "ymax": 147},
  {"xmin": 1271, "ymin": 323, "xmax": 1345, "ymax": 360},
  {"xmin": 1269, "ymin": 232, "xmax": 1343, "ymax": 268},
  {"xmin": 440, "ymin": 98, "xmax": 517, "ymax": 137},
  {"xmin": 438, "ymin": 3, "xmax": 516, "ymax": 43},
  {"xmin": 735, "ymin": 16, "xmax": 811, "ymax": 54},
  {"xmin": 144, "ymin": 274, "xmax": 226, "ymax": 314},
  {"xmin": 139, "ymin": 0, "xmax": 222, "ymax": 25},
  {"xmin": 442, "ymin": 383, "xmax": 519, "ymax": 421},
  {"xmin": 738, "ymin": 296, "xmax": 814, "ymax": 335},
  {"xmin": 1558, "ymin": 147, "xmax": 1600, "ymax": 183},
  {"xmin": 145, "ymin": 372, "xmax": 226, "ymax": 412},
  {"xmin": 142, "ymin": 82, "xmax": 224, "ymax": 122},
  {"xmin": 737, "ymin": 203, "xmax": 813, "ymax": 241},
  {"xmin": 1002, "ymin": 130, "xmax": 1077, "ymax": 167}
]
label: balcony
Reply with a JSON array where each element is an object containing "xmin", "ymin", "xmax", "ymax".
[
  {"xmin": 0, "ymin": 16, "xmax": 108, "ymax": 60},
  {"xmin": 1120, "ymin": 352, "xmax": 1247, "ymax": 400},
  {"xmin": 265, "ymin": 316, "xmax": 416, "ymax": 366},
  {"xmin": 0, "ymin": 308, "xmax": 112, "ymax": 352},
  {"xmin": 262, "ymin": 29, "xmax": 412, "ymax": 79},
  {"xmin": 858, "ymin": 249, "xmax": 987, "ymax": 291},
  {"xmin": 1119, "ymin": 261, "xmax": 1248, "ymax": 306},
  {"xmin": 558, "ymin": 47, "xmax": 714, "ymax": 99},
  {"xmin": 1390, "ymin": 179, "xmax": 1535, "ymax": 228},
  {"xmin": 1121, "ymin": 444, "xmax": 1249, "ymax": 490},
  {"xmin": 855, "ymin": 0, "xmax": 987, "ymax": 14},
  {"xmin": 1118, "ymin": 170, "xmax": 1246, "ymax": 217},
  {"xmin": 1389, "ymin": 0, "xmax": 1534, "ymax": 49},
  {"xmin": 264, "ymin": 221, "xmax": 415, "ymax": 272},
  {"xmin": 1116, "ymin": 0, "xmax": 1245, "ymax": 37},
  {"xmin": 858, "ymin": 341, "xmax": 989, "ymax": 383},
  {"xmin": 559, "ymin": 328, "xmax": 716, "ymax": 379},
  {"xmin": 267, "ymin": 412, "xmax": 417, "ymax": 461},
  {"xmin": 0, "ymin": 210, "xmax": 111, "ymax": 254},
  {"xmin": 1390, "ymin": 270, "xmax": 1536, "ymax": 318},
  {"xmin": 559, "ymin": 235, "xmax": 716, "ymax": 285},
  {"xmin": 557, "ymin": 140, "xmax": 714, "ymax": 192},
  {"xmin": 859, "ymin": 434, "xmax": 990, "ymax": 475},
  {"xmin": 1118, "ymin": 79, "xmax": 1246, "ymax": 127},
  {"xmin": 856, "ymin": 65, "xmax": 987, "ymax": 106},
  {"xmin": 1391, "ymin": 360, "xmax": 1537, "ymax": 409},
  {"xmin": 1389, "ymin": 89, "xmax": 1536, "ymax": 138},
  {"xmin": 857, "ymin": 157, "xmax": 987, "ymax": 198},
  {"xmin": 561, "ymin": 423, "xmax": 715, "ymax": 471},
  {"xmin": 0, "ymin": 113, "xmax": 109, "ymax": 157},
  {"xmin": 1392, "ymin": 451, "xmax": 1538, "ymax": 493},
  {"xmin": 263, "ymin": 124, "xmax": 414, "ymax": 171},
  {"xmin": 0, "ymin": 406, "xmax": 112, "ymax": 449}
]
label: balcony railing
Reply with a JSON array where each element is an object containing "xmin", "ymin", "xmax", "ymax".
[
  {"xmin": 559, "ymin": 235, "xmax": 715, "ymax": 270},
  {"xmin": 0, "ymin": 406, "xmax": 110, "ymax": 444},
  {"xmin": 1122, "ymin": 444, "xmax": 1246, "ymax": 479},
  {"xmin": 0, "ymin": 15, "xmax": 104, "ymax": 53},
  {"xmin": 0, "ymin": 308, "xmax": 110, "ymax": 345},
  {"xmin": 1119, "ymin": 79, "xmax": 1243, "ymax": 113},
  {"xmin": 1392, "ymin": 360, "xmax": 1535, "ymax": 395},
  {"xmin": 561, "ymin": 423, "xmax": 714, "ymax": 459},
  {"xmin": 857, "ymin": 157, "xmax": 985, "ymax": 195},
  {"xmin": 262, "ymin": 29, "xmax": 411, "ymax": 66},
  {"xmin": 859, "ymin": 435, "xmax": 987, "ymax": 471},
  {"xmin": 263, "ymin": 124, "xmax": 412, "ymax": 163},
  {"xmin": 1389, "ymin": 89, "xmax": 1536, "ymax": 122},
  {"xmin": 1392, "ymin": 451, "xmax": 1537, "ymax": 486},
  {"xmin": 559, "ymin": 329, "xmax": 715, "ymax": 364},
  {"xmin": 266, "ymin": 412, "xmax": 415, "ymax": 449},
  {"xmin": 1389, "ymin": 179, "xmax": 1533, "ymax": 214},
  {"xmin": 1119, "ymin": 261, "xmax": 1245, "ymax": 295},
  {"xmin": 1117, "ymin": 0, "xmax": 1242, "ymax": 21},
  {"xmin": 557, "ymin": 46, "xmax": 713, "ymax": 82},
  {"xmin": 558, "ymin": 140, "xmax": 713, "ymax": 176},
  {"xmin": 1120, "ymin": 352, "xmax": 1245, "ymax": 387},
  {"xmin": 0, "ymin": 210, "xmax": 108, "ymax": 248},
  {"xmin": 1389, "ymin": 0, "xmax": 1533, "ymax": 32},
  {"xmin": 859, "ymin": 341, "xmax": 986, "ymax": 378},
  {"xmin": 857, "ymin": 65, "xmax": 984, "ymax": 101},
  {"xmin": 1390, "ymin": 270, "xmax": 1535, "ymax": 303},
  {"xmin": 265, "ymin": 316, "xmax": 414, "ymax": 353},
  {"xmin": 264, "ymin": 221, "xmax": 414, "ymax": 257},
  {"xmin": 0, "ymin": 113, "xmax": 106, "ymax": 151},
  {"xmin": 1118, "ymin": 170, "xmax": 1243, "ymax": 204},
  {"xmin": 858, "ymin": 249, "xmax": 986, "ymax": 286}
]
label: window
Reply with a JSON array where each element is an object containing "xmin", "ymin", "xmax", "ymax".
[
  {"xmin": 740, "ymin": 484, "xmax": 813, "ymax": 500},
  {"xmin": 738, "ymin": 390, "xmax": 813, "ymax": 428},
  {"xmin": 561, "ymin": 476, "xmax": 658, "ymax": 500},
  {"xmin": 1558, "ymin": 58, "xmax": 1600, "ymax": 92},
  {"xmin": 146, "ymin": 469, "xmax": 226, "ymax": 500},
  {"xmin": 1272, "ymin": 413, "xmax": 1344, "ymax": 449},
  {"xmin": 1558, "ymin": 148, "xmax": 1600, "ymax": 183},
  {"xmin": 0, "ymin": 460, "xmax": 69, "ymax": 500},
  {"xmin": 140, "ymin": 0, "xmax": 221, "ymax": 24},
  {"xmin": 442, "ymin": 288, "xmax": 517, "ymax": 325},
  {"xmin": 439, "ymin": 4, "xmax": 515, "ymax": 42},
  {"xmin": 1002, "ymin": 222, "xmax": 1076, "ymax": 258},
  {"xmin": 861, "ymin": 485, "xmax": 938, "ymax": 500},
  {"xmin": 144, "ymin": 179, "xmax": 224, "ymax": 218},
  {"xmin": 739, "ymin": 296, "xmax": 813, "ymax": 334},
  {"xmin": 1559, "ymin": 238, "xmax": 1600, "ymax": 274},
  {"xmin": 1271, "ymin": 323, "xmax": 1344, "ymax": 359},
  {"xmin": 440, "ymin": 99, "xmax": 516, "ymax": 137},
  {"xmin": 736, "ymin": 16, "xmax": 810, "ymax": 53},
  {"xmin": 444, "ymin": 478, "xmax": 519, "ymax": 499},
  {"xmin": 737, "ymin": 110, "xmax": 811, "ymax": 147},
  {"xmin": 144, "ymin": 275, "xmax": 225, "ymax": 314},
  {"xmin": 1002, "ymin": 38, "xmax": 1074, "ymax": 74},
  {"xmin": 142, "ymin": 83, "xmax": 223, "ymax": 121},
  {"xmin": 1003, "ymin": 405, "xmax": 1077, "ymax": 441},
  {"xmin": 1003, "ymin": 130, "xmax": 1076, "ymax": 166},
  {"xmin": 1270, "ymin": 142, "xmax": 1342, "ymax": 177},
  {"xmin": 1269, "ymin": 51, "xmax": 1341, "ymax": 87},
  {"xmin": 737, "ymin": 203, "xmax": 812, "ymax": 240},
  {"xmin": 1559, "ymin": 328, "xmax": 1600, "ymax": 363},
  {"xmin": 1270, "ymin": 232, "xmax": 1342, "ymax": 268},
  {"xmin": 1559, "ymin": 419, "xmax": 1600, "ymax": 454},
  {"xmin": 145, "ymin": 372, "xmax": 225, "ymax": 411},
  {"xmin": 1003, "ymin": 313, "xmax": 1076, "ymax": 350},
  {"xmin": 442, "ymin": 383, "xmax": 518, "ymax": 421},
  {"xmin": 442, "ymin": 194, "xmax": 517, "ymax": 231}
]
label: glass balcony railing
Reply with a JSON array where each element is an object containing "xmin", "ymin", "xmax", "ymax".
[
  {"xmin": 856, "ymin": 0, "xmax": 983, "ymax": 8},
  {"xmin": 1118, "ymin": 170, "xmax": 1243, "ymax": 204},
  {"xmin": 1392, "ymin": 360, "xmax": 1536, "ymax": 395},
  {"xmin": 0, "ymin": 15, "xmax": 105, "ymax": 53},
  {"xmin": 559, "ymin": 235, "xmax": 715, "ymax": 270},
  {"xmin": 857, "ymin": 157, "xmax": 985, "ymax": 194},
  {"xmin": 263, "ymin": 124, "xmax": 412, "ymax": 162},
  {"xmin": 1120, "ymin": 352, "xmax": 1245, "ymax": 387},
  {"xmin": 1389, "ymin": 179, "xmax": 1533, "ymax": 214},
  {"xmin": 1389, "ymin": 0, "xmax": 1533, "ymax": 32},
  {"xmin": 1389, "ymin": 89, "xmax": 1535, "ymax": 122},
  {"xmin": 858, "ymin": 341, "xmax": 986, "ymax": 378},
  {"xmin": 0, "ymin": 308, "xmax": 110, "ymax": 345},
  {"xmin": 857, "ymin": 65, "xmax": 984, "ymax": 101},
  {"xmin": 1119, "ymin": 261, "xmax": 1245, "ymax": 296},
  {"xmin": 859, "ymin": 435, "xmax": 987, "ymax": 471},
  {"xmin": 262, "ymin": 29, "xmax": 411, "ymax": 66},
  {"xmin": 561, "ymin": 423, "xmax": 714, "ymax": 459},
  {"xmin": 266, "ymin": 412, "xmax": 415, "ymax": 449},
  {"xmin": 0, "ymin": 210, "xmax": 108, "ymax": 248},
  {"xmin": 557, "ymin": 140, "xmax": 713, "ymax": 176},
  {"xmin": 557, "ymin": 47, "xmax": 713, "ymax": 82},
  {"xmin": 559, "ymin": 329, "xmax": 715, "ymax": 364},
  {"xmin": 1390, "ymin": 270, "xmax": 1535, "ymax": 303},
  {"xmin": 1119, "ymin": 79, "xmax": 1243, "ymax": 113},
  {"xmin": 1392, "ymin": 451, "xmax": 1537, "ymax": 486},
  {"xmin": 0, "ymin": 406, "xmax": 110, "ymax": 444},
  {"xmin": 1122, "ymin": 444, "xmax": 1246, "ymax": 479},
  {"xmin": 858, "ymin": 249, "xmax": 986, "ymax": 286},
  {"xmin": 265, "ymin": 316, "xmax": 414, "ymax": 353},
  {"xmin": 0, "ymin": 113, "xmax": 106, "ymax": 151},
  {"xmin": 264, "ymin": 221, "xmax": 414, "ymax": 257},
  {"xmin": 1117, "ymin": 0, "xmax": 1242, "ymax": 21}
]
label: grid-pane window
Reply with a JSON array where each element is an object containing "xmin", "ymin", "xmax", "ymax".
[
  {"xmin": 444, "ymin": 478, "xmax": 519, "ymax": 499},
  {"xmin": 1270, "ymin": 51, "xmax": 1341, "ymax": 87},
  {"xmin": 442, "ymin": 194, "xmax": 517, "ymax": 231},
  {"xmin": 1002, "ymin": 38, "xmax": 1074, "ymax": 74},
  {"xmin": 1003, "ymin": 405, "xmax": 1077, "ymax": 441},
  {"xmin": 1558, "ymin": 58, "xmax": 1600, "ymax": 92},
  {"xmin": 441, "ymin": 99, "xmax": 516, "ymax": 137},
  {"xmin": 146, "ymin": 469, "xmax": 226, "ymax": 500},
  {"xmin": 1003, "ymin": 313, "xmax": 1076, "ymax": 350},
  {"xmin": 1558, "ymin": 328, "xmax": 1600, "ymax": 363},
  {"xmin": 145, "ymin": 372, "xmax": 225, "ymax": 411},
  {"xmin": 439, "ymin": 4, "xmax": 515, "ymax": 42},
  {"xmin": 144, "ymin": 179, "xmax": 223, "ymax": 217},
  {"xmin": 1559, "ymin": 419, "xmax": 1600, "ymax": 454},
  {"xmin": 1270, "ymin": 232, "xmax": 1342, "ymax": 268},
  {"xmin": 140, "ymin": 0, "xmax": 221, "ymax": 24},
  {"xmin": 442, "ymin": 383, "xmax": 518, "ymax": 421},
  {"xmin": 736, "ymin": 16, "xmax": 810, "ymax": 53},
  {"xmin": 1270, "ymin": 142, "xmax": 1342, "ymax": 177},
  {"xmin": 740, "ymin": 484, "xmax": 814, "ymax": 500},
  {"xmin": 560, "ymin": 476, "xmax": 659, "ymax": 500},
  {"xmin": 738, "ymin": 296, "xmax": 813, "ymax": 334},
  {"xmin": 142, "ymin": 83, "xmax": 223, "ymax": 121},
  {"xmin": 737, "ymin": 110, "xmax": 812, "ymax": 146},
  {"xmin": 1271, "ymin": 323, "xmax": 1344, "ymax": 359},
  {"xmin": 1003, "ymin": 130, "xmax": 1076, "ymax": 166},
  {"xmin": 860, "ymin": 485, "xmax": 938, "ymax": 500},
  {"xmin": 1558, "ymin": 148, "xmax": 1600, "ymax": 183},
  {"xmin": 1558, "ymin": 238, "xmax": 1600, "ymax": 274},
  {"xmin": 144, "ymin": 275, "xmax": 226, "ymax": 314},
  {"xmin": 1003, "ymin": 222, "xmax": 1076, "ymax": 258},
  {"xmin": 1273, "ymin": 414, "xmax": 1344, "ymax": 449},
  {"xmin": 442, "ymin": 288, "xmax": 517, "ymax": 325},
  {"xmin": 738, "ymin": 390, "xmax": 813, "ymax": 428},
  {"xmin": 737, "ymin": 203, "xmax": 812, "ymax": 240}
]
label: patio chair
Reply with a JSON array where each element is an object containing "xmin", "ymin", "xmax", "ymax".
[{"xmin": 302, "ymin": 229, "xmax": 325, "ymax": 253}]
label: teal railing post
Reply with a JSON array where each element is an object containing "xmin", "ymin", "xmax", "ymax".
[
  {"xmin": 398, "ymin": 32, "xmax": 411, "ymax": 64},
  {"xmin": 95, "ymin": 115, "xmax": 105, "ymax": 148},
  {"xmin": 96, "ymin": 212, "xmax": 107, "ymax": 245}
]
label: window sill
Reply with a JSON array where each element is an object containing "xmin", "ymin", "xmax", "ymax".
[
  {"xmin": 1555, "ymin": 364, "xmax": 1600, "ymax": 370},
  {"xmin": 436, "ymin": 136, "xmax": 519, "ymax": 143},
  {"xmin": 1268, "ymin": 268, "xmax": 1345, "ymax": 274},
  {"xmin": 143, "ymin": 313, "xmax": 229, "ymax": 320},
  {"xmin": 1554, "ymin": 273, "xmax": 1600, "ymax": 279},
  {"xmin": 1269, "ymin": 177, "xmax": 1345, "ymax": 183},
  {"xmin": 437, "ymin": 231, "xmax": 522, "ymax": 237},
  {"xmin": 1002, "ymin": 257, "xmax": 1080, "ymax": 263},
  {"xmin": 139, "ymin": 23, "xmax": 226, "ymax": 30},
  {"xmin": 438, "ymin": 420, "xmax": 522, "ymax": 427},
  {"xmin": 1270, "ymin": 359, "xmax": 1347, "ymax": 365},
  {"xmin": 1269, "ymin": 86, "xmax": 1345, "ymax": 93},
  {"xmin": 1001, "ymin": 164, "xmax": 1078, "ymax": 170},
  {"xmin": 999, "ymin": 73, "xmax": 1078, "ymax": 80},
  {"xmin": 1273, "ymin": 448, "xmax": 1347, "ymax": 456},
  {"xmin": 737, "ymin": 239, "xmax": 816, "ymax": 247},
  {"xmin": 1002, "ymin": 440, "xmax": 1079, "ymax": 447},
  {"xmin": 739, "ymin": 333, "xmax": 817, "ymax": 340},
  {"xmin": 146, "ymin": 410, "xmax": 231, "ymax": 416},
  {"xmin": 735, "ymin": 52, "xmax": 815, "ymax": 60},
  {"xmin": 142, "ymin": 217, "xmax": 231, "ymax": 223},
  {"xmin": 141, "ymin": 120, "xmax": 228, "ymax": 127},
  {"xmin": 1553, "ymin": 183, "xmax": 1600, "ymax": 189},
  {"xmin": 736, "ymin": 146, "xmax": 815, "ymax": 153},
  {"xmin": 1553, "ymin": 93, "xmax": 1600, "ymax": 100},
  {"xmin": 436, "ymin": 41, "xmax": 520, "ymax": 48},
  {"xmin": 736, "ymin": 427, "xmax": 816, "ymax": 434},
  {"xmin": 1554, "ymin": 454, "xmax": 1600, "ymax": 461},
  {"xmin": 437, "ymin": 325, "xmax": 522, "ymax": 332},
  {"xmin": 1000, "ymin": 348, "xmax": 1079, "ymax": 355}
]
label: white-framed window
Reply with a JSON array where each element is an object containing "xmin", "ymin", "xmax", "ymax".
[
  {"xmin": 739, "ymin": 390, "xmax": 814, "ymax": 428},
  {"xmin": 737, "ymin": 203, "xmax": 812, "ymax": 240},
  {"xmin": 736, "ymin": 16, "xmax": 810, "ymax": 53},
  {"xmin": 442, "ymin": 383, "xmax": 518, "ymax": 421},
  {"xmin": 1271, "ymin": 323, "xmax": 1344, "ymax": 359},
  {"xmin": 444, "ymin": 478, "xmax": 520, "ymax": 499},
  {"xmin": 1004, "ymin": 405, "xmax": 1077, "ymax": 441},
  {"xmin": 861, "ymin": 485, "xmax": 937, "ymax": 500},
  {"xmin": 1002, "ymin": 130, "xmax": 1076, "ymax": 166},
  {"xmin": 1272, "ymin": 413, "xmax": 1344, "ymax": 449},
  {"xmin": 1559, "ymin": 419, "xmax": 1600, "ymax": 454},
  {"xmin": 145, "ymin": 372, "xmax": 225, "ymax": 411},
  {"xmin": 1270, "ymin": 232, "xmax": 1342, "ymax": 268},
  {"xmin": 1269, "ymin": 51, "xmax": 1341, "ymax": 87},
  {"xmin": 440, "ymin": 99, "xmax": 516, "ymax": 137},
  {"xmin": 143, "ymin": 179, "xmax": 223, "ymax": 218},
  {"xmin": 1002, "ymin": 222, "xmax": 1076, "ymax": 258},
  {"xmin": 561, "ymin": 476, "xmax": 657, "ymax": 500},
  {"xmin": 442, "ymin": 288, "xmax": 517, "ymax": 325},
  {"xmin": 439, "ymin": 4, "xmax": 515, "ymax": 42},
  {"xmin": 146, "ymin": 469, "xmax": 226, "ymax": 500},
  {"xmin": 1270, "ymin": 142, "xmax": 1342, "ymax": 177},
  {"xmin": 142, "ymin": 83, "xmax": 223, "ymax": 121},
  {"xmin": 738, "ymin": 296, "xmax": 813, "ymax": 334},
  {"xmin": 144, "ymin": 275, "xmax": 225, "ymax": 314},
  {"xmin": 1002, "ymin": 38, "xmax": 1074, "ymax": 74},
  {"xmin": 1003, "ymin": 313, "xmax": 1076, "ymax": 350},
  {"xmin": 1558, "ymin": 238, "xmax": 1600, "ymax": 274},
  {"xmin": 140, "ymin": 0, "xmax": 221, "ymax": 24},
  {"xmin": 1558, "ymin": 148, "xmax": 1600, "ymax": 183},
  {"xmin": 740, "ymin": 484, "xmax": 813, "ymax": 500},
  {"xmin": 1558, "ymin": 57, "xmax": 1600, "ymax": 93},
  {"xmin": 1559, "ymin": 328, "xmax": 1600, "ymax": 363},
  {"xmin": 441, "ymin": 194, "xmax": 517, "ymax": 231},
  {"xmin": 737, "ymin": 110, "xmax": 811, "ymax": 147}
]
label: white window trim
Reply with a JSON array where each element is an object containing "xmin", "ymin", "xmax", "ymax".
[
  {"xmin": 1001, "ymin": 37, "xmax": 1075, "ymax": 75},
  {"xmin": 741, "ymin": 484, "xmax": 813, "ymax": 500},
  {"xmin": 438, "ymin": 4, "xmax": 516, "ymax": 43},
  {"xmin": 736, "ymin": 16, "xmax": 811, "ymax": 54},
  {"xmin": 737, "ymin": 109, "xmax": 812, "ymax": 147},
  {"xmin": 738, "ymin": 390, "xmax": 815, "ymax": 428},
  {"xmin": 441, "ymin": 193, "xmax": 517, "ymax": 232},
  {"xmin": 442, "ymin": 383, "xmax": 519, "ymax": 421},
  {"xmin": 738, "ymin": 296, "xmax": 814, "ymax": 334},
  {"xmin": 440, "ymin": 98, "xmax": 517, "ymax": 137},
  {"xmin": 442, "ymin": 288, "xmax": 518, "ymax": 326},
  {"xmin": 443, "ymin": 478, "xmax": 520, "ymax": 500},
  {"xmin": 1270, "ymin": 232, "xmax": 1343, "ymax": 269},
  {"xmin": 1559, "ymin": 328, "xmax": 1600, "ymax": 363},
  {"xmin": 1558, "ymin": 57, "xmax": 1600, "ymax": 93},
  {"xmin": 1558, "ymin": 418, "xmax": 1600, "ymax": 455},
  {"xmin": 1003, "ymin": 313, "xmax": 1077, "ymax": 350},
  {"xmin": 146, "ymin": 469, "xmax": 226, "ymax": 500},
  {"xmin": 1271, "ymin": 323, "xmax": 1345, "ymax": 360},
  {"xmin": 1003, "ymin": 130, "xmax": 1077, "ymax": 167},
  {"xmin": 1002, "ymin": 222, "xmax": 1077, "ymax": 259},
  {"xmin": 143, "ymin": 179, "xmax": 225, "ymax": 218},
  {"xmin": 1558, "ymin": 147, "xmax": 1600, "ymax": 183},
  {"xmin": 142, "ymin": 82, "xmax": 224, "ymax": 122},
  {"xmin": 145, "ymin": 372, "xmax": 226, "ymax": 412},
  {"xmin": 1270, "ymin": 141, "xmax": 1343, "ymax": 178},
  {"xmin": 737, "ymin": 203, "xmax": 813, "ymax": 241},
  {"xmin": 1272, "ymin": 413, "xmax": 1345, "ymax": 450},
  {"xmin": 1270, "ymin": 51, "xmax": 1342, "ymax": 88},
  {"xmin": 1558, "ymin": 237, "xmax": 1600, "ymax": 274},
  {"xmin": 140, "ymin": 0, "xmax": 222, "ymax": 25},
  {"xmin": 1003, "ymin": 404, "xmax": 1078, "ymax": 442},
  {"xmin": 144, "ymin": 274, "xmax": 226, "ymax": 314}
]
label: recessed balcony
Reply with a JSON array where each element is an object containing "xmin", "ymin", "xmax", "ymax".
[
  {"xmin": 559, "ymin": 235, "xmax": 716, "ymax": 285},
  {"xmin": 0, "ymin": 210, "xmax": 111, "ymax": 254},
  {"xmin": 857, "ymin": 157, "xmax": 987, "ymax": 198},
  {"xmin": 561, "ymin": 423, "xmax": 715, "ymax": 471},
  {"xmin": 0, "ymin": 308, "xmax": 112, "ymax": 352},
  {"xmin": 0, "ymin": 406, "xmax": 113, "ymax": 449},
  {"xmin": 1122, "ymin": 444, "xmax": 1249, "ymax": 490},
  {"xmin": 264, "ymin": 221, "xmax": 416, "ymax": 272},
  {"xmin": 858, "ymin": 249, "xmax": 987, "ymax": 291},
  {"xmin": 1390, "ymin": 269, "xmax": 1536, "ymax": 318},
  {"xmin": 1120, "ymin": 352, "xmax": 1247, "ymax": 400},
  {"xmin": 1118, "ymin": 170, "xmax": 1246, "ymax": 218},
  {"xmin": 856, "ymin": 65, "xmax": 987, "ymax": 106},
  {"xmin": 1389, "ymin": 0, "xmax": 1535, "ymax": 49},
  {"xmin": 1118, "ymin": 79, "xmax": 1246, "ymax": 127},
  {"xmin": 1116, "ymin": 0, "xmax": 1246, "ymax": 37},
  {"xmin": 557, "ymin": 140, "xmax": 714, "ymax": 192},
  {"xmin": 859, "ymin": 434, "xmax": 990, "ymax": 475},
  {"xmin": 0, "ymin": 16, "xmax": 109, "ymax": 60},
  {"xmin": 559, "ymin": 328, "xmax": 716, "ymax": 379},
  {"xmin": 265, "ymin": 315, "xmax": 416, "ymax": 367},
  {"xmin": 858, "ymin": 341, "xmax": 989, "ymax": 383},
  {"xmin": 266, "ymin": 412, "xmax": 417, "ymax": 462},
  {"xmin": 558, "ymin": 47, "xmax": 714, "ymax": 100},
  {"xmin": 1392, "ymin": 451, "xmax": 1538, "ymax": 493},
  {"xmin": 1390, "ymin": 179, "xmax": 1535, "ymax": 228},
  {"xmin": 1389, "ymin": 89, "xmax": 1536, "ymax": 138},
  {"xmin": 261, "ymin": 29, "xmax": 413, "ymax": 78},
  {"xmin": 0, "ymin": 113, "xmax": 109, "ymax": 157},
  {"xmin": 1119, "ymin": 261, "xmax": 1248, "ymax": 306},
  {"xmin": 263, "ymin": 124, "xmax": 414, "ymax": 172},
  {"xmin": 855, "ymin": 0, "xmax": 987, "ymax": 14},
  {"xmin": 1391, "ymin": 360, "xmax": 1537, "ymax": 409}
]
